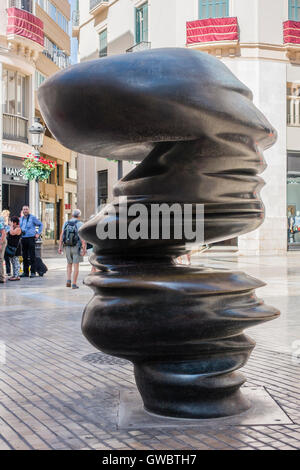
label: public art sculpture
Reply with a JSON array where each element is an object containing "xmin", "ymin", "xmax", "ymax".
[{"xmin": 38, "ymin": 48, "xmax": 280, "ymax": 419}]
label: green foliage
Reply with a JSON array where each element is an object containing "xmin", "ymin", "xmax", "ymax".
[{"xmin": 23, "ymin": 154, "xmax": 56, "ymax": 182}]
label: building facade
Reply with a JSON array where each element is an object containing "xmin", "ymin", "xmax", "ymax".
[
  {"xmin": 74, "ymin": 0, "xmax": 300, "ymax": 255},
  {"xmin": 0, "ymin": 0, "xmax": 77, "ymax": 245}
]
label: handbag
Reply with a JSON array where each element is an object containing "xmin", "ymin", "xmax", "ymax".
[
  {"xmin": 5, "ymin": 236, "xmax": 21, "ymax": 258},
  {"xmin": 5, "ymin": 245, "xmax": 17, "ymax": 257}
]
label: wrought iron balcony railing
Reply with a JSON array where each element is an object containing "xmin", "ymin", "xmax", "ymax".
[
  {"xmin": 126, "ymin": 41, "xmax": 151, "ymax": 53},
  {"xmin": 90, "ymin": 0, "xmax": 109, "ymax": 13},
  {"xmin": 43, "ymin": 50, "xmax": 70, "ymax": 69},
  {"xmin": 3, "ymin": 113, "xmax": 28, "ymax": 143}
]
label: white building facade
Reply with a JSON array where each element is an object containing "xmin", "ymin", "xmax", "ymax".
[{"xmin": 75, "ymin": 0, "xmax": 300, "ymax": 255}]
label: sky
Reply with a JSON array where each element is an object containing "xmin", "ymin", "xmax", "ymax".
[{"xmin": 69, "ymin": 0, "xmax": 78, "ymax": 64}]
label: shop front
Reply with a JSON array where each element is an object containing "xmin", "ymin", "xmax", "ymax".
[
  {"xmin": 2, "ymin": 155, "xmax": 29, "ymax": 217},
  {"xmin": 39, "ymin": 170, "xmax": 64, "ymax": 245},
  {"xmin": 287, "ymin": 152, "xmax": 300, "ymax": 250}
]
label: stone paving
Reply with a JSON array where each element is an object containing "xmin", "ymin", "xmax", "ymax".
[{"xmin": 0, "ymin": 253, "xmax": 299, "ymax": 450}]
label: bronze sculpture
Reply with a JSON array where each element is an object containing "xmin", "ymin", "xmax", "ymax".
[{"xmin": 38, "ymin": 48, "xmax": 280, "ymax": 419}]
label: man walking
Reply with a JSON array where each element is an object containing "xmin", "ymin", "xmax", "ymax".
[
  {"xmin": 58, "ymin": 209, "xmax": 86, "ymax": 289},
  {"xmin": 0, "ymin": 215, "xmax": 7, "ymax": 284},
  {"xmin": 20, "ymin": 206, "xmax": 43, "ymax": 278}
]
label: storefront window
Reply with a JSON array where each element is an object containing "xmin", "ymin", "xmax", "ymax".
[
  {"xmin": 43, "ymin": 202, "xmax": 55, "ymax": 240},
  {"xmin": 287, "ymin": 153, "xmax": 300, "ymax": 249}
]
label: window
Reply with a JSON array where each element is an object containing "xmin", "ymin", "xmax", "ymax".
[
  {"xmin": 97, "ymin": 170, "xmax": 108, "ymax": 209},
  {"xmin": 7, "ymin": 71, "xmax": 16, "ymax": 115},
  {"xmin": 35, "ymin": 70, "xmax": 47, "ymax": 89},
  {"xmin": 136, "ymin": 2, "xmax": 148, "ymax": 44},
  {"xmin": 37, "ymin": 0, "xmax": 69, "ymax": 33},
  {"xmin": 49, "ymin": 2, "xmax": 57, "ymax": 22},
  {"xmin": 199, "ymin": 0, "xmax": 229, "ymax": 19},
  {"xmin": 2, "ymin": 69, "xmax": 27, "ymax": 117},
  {"xmin": 289, "ymin": 0, "xmax": 300, "ymax": 21},
  {"xmin": 99, "ymin": 29, "xmax": 107, "ymax": 58},
  {"xmin": 65, "ymin": 191, "xmax": 72, "ymax": 206},
  {"xmin": 57, "ymin": 164, "xmax": 62, "ymax": 186},
  {"xmin": 8, "ymin": 0, "xmax": 33, "ymax": 12},
  {"xmin": 43, "ymin": 202, "xmax": 55, "ymax": 240},
  {"xmin": 58, "ymin": 11, "xmax": 68, "ymax": 32}
]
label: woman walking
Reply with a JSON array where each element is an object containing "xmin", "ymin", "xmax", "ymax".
[
  {"xmin": 1, "ymin": 210, "xmax": 11, "ymax": 276},
  {"xmin": 6, "ymin": 216, "xmax": 22, "ymax": 281}
]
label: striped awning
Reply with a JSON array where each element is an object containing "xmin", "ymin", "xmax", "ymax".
[
  {"xmin": 6, "ymin": 7, "xmax": 44, "ymax": 47},
  {"xmin": 284, "ymin": 20, "xmax": 300, "ymax": 44},
  {"xmin": 187, "ymin": 17, "xmax": 239, "ymax": 45}
]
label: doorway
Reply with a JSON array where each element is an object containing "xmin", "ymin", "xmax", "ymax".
[{"xmin": 2, "ymin": 183, "xmax": 29, "ymax": 217}]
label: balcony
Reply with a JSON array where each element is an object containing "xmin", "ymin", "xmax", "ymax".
[
  {"xmin": 3, "ymin": 114, "xmax": 28, "ymax": 143},
  {"xmin": 42, "ymin": 50, "xmax": 70, "ymax": 69},
  {"xmin": 287, "ymin": 95, "xmax": 300, "ymax": 126},
  {"xmin": 72, "ymin": 10, "xmax": 80, "ymax": 38},
  {"xmin": 72, "ymin": 10, "xmax": 79, "ymax": 27},
  {"xmin": 41, "ymin": 135, "xmax": 71, "ymax": 163},
  {"xmin": 90, "ymin": 0, "xmax": 109, "ymax": 16},
  {"xmin": 287, "ymin": 94, "xmax": 300, "ymax": 150},
  {"xmin": 186, "ymin": 17, "xmax": 239, "ymax": 57},
  {"xmin": 284, "ymin": 20, "xmax": 300, "ymax": 63},
  {"xmin": 126, "ymin": 41, "xmax": 151, "ymax": 53},
  {"xmin": 6, "ymin": 5, "xmax": 44, "ymax": 51}
]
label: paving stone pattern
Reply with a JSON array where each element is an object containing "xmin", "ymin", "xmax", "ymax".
[{"xmin": 0, "ymin": 255, "xmax": 299, "ymax": 450}]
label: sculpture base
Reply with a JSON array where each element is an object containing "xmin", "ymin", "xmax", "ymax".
[
  {"xmin": 135, "ymin": 366, "xmax": 250, "ymax": 419},
  {"xmin": 118, "ymin": 387, "xmax": 292, "ymax": 429},
  {"xmin": 83, "ymin": 263, "xmax": 280, "ymax": 420}
]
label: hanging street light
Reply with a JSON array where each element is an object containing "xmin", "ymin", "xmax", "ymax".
[
  {"xmin": 28, "ymin": 117, "xmax": 46, "ymax": 219},
  {"xmin": 29, "ymin": 117, "xmax": 45, "ymax": 153}
]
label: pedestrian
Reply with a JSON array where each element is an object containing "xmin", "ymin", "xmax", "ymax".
[
  {"xmin": 58, "ymin": 209, "xmax": 86, "ymax": 289},
  {"xmin": 20, "ymin": 206, "xmax": 43, "ymax": 278},
  {"xmin": 6, "ymin": 216, "xmax": 22, "ymax": 281},
  {"xmin": 87, "ymin": 214, "xmax": 98, "ymax": 274},
  {"xmin": 0, "ymin": 215, "xmax": 7, "ymax": 284},
  {"xmin": 1, "ymin": 210, "xmax": 11, "ymax": 276}
]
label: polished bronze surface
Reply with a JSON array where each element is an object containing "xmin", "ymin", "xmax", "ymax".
[{"xmin": 38, "ymin": 48, "xmax": 280, "ymax": 418}]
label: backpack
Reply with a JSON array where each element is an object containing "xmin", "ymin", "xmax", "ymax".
[{"xmin": 63, "ymin": 221, "xmax": 80, "ymax": 247}]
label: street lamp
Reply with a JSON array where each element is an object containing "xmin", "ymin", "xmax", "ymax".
[
  {"xmin": 29, "ymin": 117, "xmax": 45, "ymax": 153},
  {"xmin": 28, "ymin": 117, "xmax": 45, "ymax": 218}
]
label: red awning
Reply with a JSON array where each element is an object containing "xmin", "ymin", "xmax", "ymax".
[
  {"xmin": 6, "ymin": 7, "xmax": 44, "ymax": 47},
  {"xmin": 283, "ymin": 20, "xmax": 300, "ymax": 44},
  {"xmin": 187, "ymin": 17, "xmax": 239, "ymax": 44}
]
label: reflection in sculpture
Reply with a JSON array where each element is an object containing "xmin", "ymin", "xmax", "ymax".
[{"xmin": 38, "ymin": 48, "xmax": 280, "ymax": 418}]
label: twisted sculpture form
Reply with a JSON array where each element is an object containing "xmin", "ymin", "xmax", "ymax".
[{"xmin": 38, "ymin": 49, "xmax": 280, "ymax": 418}]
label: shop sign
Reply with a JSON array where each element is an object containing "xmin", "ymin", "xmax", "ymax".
[{"xmin": 2, "ymin": 166, "xmax": 26, "ymax": 182}]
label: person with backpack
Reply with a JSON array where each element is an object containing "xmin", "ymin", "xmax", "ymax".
[{"xmin": 58, "ymin": 209, "xmax": 86, "ymax": 289}]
